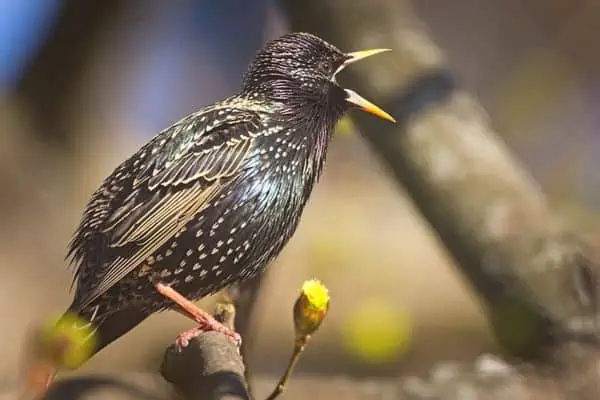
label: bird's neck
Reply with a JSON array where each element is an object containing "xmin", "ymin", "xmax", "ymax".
[
  {"xmin": 282, "ymin": 104, "xmax": 339, "ymax": 190},
  {"xmin": 241, "ymin": 79, "xmax": 347, "ymax": 122},
  {"xmin": 240, "ymin": 83, "xmax": 346, "ymax": 180}
]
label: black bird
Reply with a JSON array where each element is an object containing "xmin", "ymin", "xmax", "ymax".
[{"xmin": 29, "ymin": 32, "xmax": 394, "ymax": 388}]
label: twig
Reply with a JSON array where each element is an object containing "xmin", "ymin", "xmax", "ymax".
[{"xmin": 265, "ymin": 336, "xmax": 308, "ymax": 400}]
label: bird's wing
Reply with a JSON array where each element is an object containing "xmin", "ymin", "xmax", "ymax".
[{"xmin": 69, "ymin": 106, "xmax": 264, "ymax": 308}]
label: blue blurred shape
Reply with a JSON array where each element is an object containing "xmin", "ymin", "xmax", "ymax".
[
  {"xmin": 128, "ymin": 0, "xmax": 271, "ymax": 135},
  {"xmin": 0, "ymin": 0, "xmax": 61, "ymax": 89}
]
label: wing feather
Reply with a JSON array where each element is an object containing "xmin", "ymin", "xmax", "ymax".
[
  {"xmin": 89, "ymin": 183, "xmax": 219, "ymax": 299},
  {"xmin": 70, "ymin": 105, "xmax": 264, "ymax": 308}
]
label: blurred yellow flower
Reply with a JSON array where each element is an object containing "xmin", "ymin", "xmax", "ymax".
[
  {"xmin": 293, "ymin": 279, "xmax": 330, "ymax": 339},
  {"xmin": 38, "ymin": 312, "xmax": 97, "ymax": 369},
  {"xmin": 342, "ymin": 299, "xmax": 412, "ymax": 364}
]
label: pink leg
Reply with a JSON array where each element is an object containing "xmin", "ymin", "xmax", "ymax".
[{"xmin": 154, "ymin": 282, "xmax": 241, "ymax": 349}]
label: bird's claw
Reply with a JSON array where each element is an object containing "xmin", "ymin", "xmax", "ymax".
[
  {"xmin": 175, "ymin": 325, "xmax": 242, "ymax": 352},
  {"xmin": 230, "ymin": 331, "xmax": 242, "ymax": 347}
]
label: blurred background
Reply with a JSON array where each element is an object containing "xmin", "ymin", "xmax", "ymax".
[{"xmin": 0, "ymin": 0, "xmax": 599, "ymax": 387}]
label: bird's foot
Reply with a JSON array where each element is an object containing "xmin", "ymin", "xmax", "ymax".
[
  {"xmin": 175, "ymin": 322, "xmax": 242, "ymax": 351},
  {"xmin": 154, "ymin": 282, "xmax": 242, "ymax": 349}
]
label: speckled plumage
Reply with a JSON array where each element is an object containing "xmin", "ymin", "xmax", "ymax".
[{"xmin": 63, "ymin": 32, "xmax": 390, "ymax": 355}]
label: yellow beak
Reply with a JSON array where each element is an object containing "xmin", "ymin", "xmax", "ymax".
[
  {"xmin": 344, "ymin": 49, "xmax": 392, "ymax": 65},
  {"xmin": 335, "ymin": 48, "xmax": 396, "ymax": 123},
  {"xmin": 344, "ymin": 89, "xmax": 396, "ymax": 123}
]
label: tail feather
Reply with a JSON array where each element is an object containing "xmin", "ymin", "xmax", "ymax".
[{"xmin": 66, "ymin": 304, "xmax": 149, "ymax": 357}]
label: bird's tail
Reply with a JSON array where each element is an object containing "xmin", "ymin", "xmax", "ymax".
[
  {"xmin": 62, "ymin": 300, "xmax": 152, "ymax": 359},
  {"xmin": 70, "ymin": 304, "xmax": 149, "ymax": 356}
]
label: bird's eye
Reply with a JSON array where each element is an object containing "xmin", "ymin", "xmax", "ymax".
[{"xmin": 318, "ymin": 60, "xmax": 332, "ymax": 75}]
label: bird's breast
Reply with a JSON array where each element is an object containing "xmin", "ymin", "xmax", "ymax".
[
  {"xmin": 196, "ymin": 139, "xmax": 321, "ymax": 282},
  {"xmin": 236, "ymin": 144, "xmax": 316, "ymax": 247},
  {"xmin": 157, "ymin": 129, "xmax": 330, "ymax": 299}
]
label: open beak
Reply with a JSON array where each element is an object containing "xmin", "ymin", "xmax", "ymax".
[
  {"xmin": 344, "ymin": 89, "xmax": 396, "ymax": 123},
  {"xmin": 333, "ymin": 49, "xmax": 396, "ymax": 123}
]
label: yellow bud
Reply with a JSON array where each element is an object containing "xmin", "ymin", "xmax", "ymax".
[
  {"xmin": 38, "ymin": 312, "xmax": 97, "ymax": 369},
  {"xmin": 293, "ymin": 279, "xmax": 330, "ymax": 339}
]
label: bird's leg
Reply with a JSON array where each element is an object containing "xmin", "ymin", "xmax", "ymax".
[{"xmin": 153, "ymin": 282, "xmax": 241, "ymax": 349}]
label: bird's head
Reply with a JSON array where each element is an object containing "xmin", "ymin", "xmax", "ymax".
[{"xmin": 242, "ymin": 32, "xmax": 395, "ymax": 124}]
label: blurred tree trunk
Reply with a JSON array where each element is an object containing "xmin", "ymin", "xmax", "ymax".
[{"xmin": 282, "ymin": 0, "xmax": 598, "ymax": 360}]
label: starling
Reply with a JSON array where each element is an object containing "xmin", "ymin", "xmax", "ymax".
[{"xmin": 30, "ymin": 32, "xmax": 394, "ymax": 387}]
